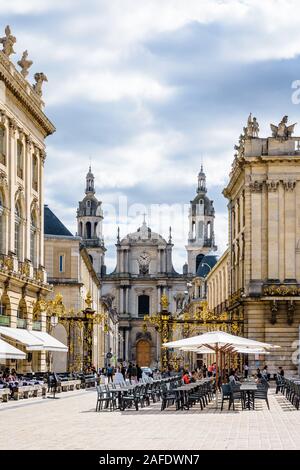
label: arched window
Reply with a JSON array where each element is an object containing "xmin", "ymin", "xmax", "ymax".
[
  {"xmin": 207, "ymin": 221, "xmax": 211, "ymax": 239},
  {"xmin": 17, "ymin": 299, "xmax": 27, "ymax": 329},
  {"xmin": 17, "ymin": 140, "xmax": 23, "ymax": 179},
  {"xmin": 0, "ymin": 190, "xmax": 4, "ymax": 254},
  {"xmin": 15, "ymin": 202, "xmax": 21, "ymax": 259},
  {"xmin": 0, "ymin": 126, "xmax": 6, "ymax": 165},
  {"xmin": 86, "ymin": 221, "xmax": 91, "ymax": 239},
  {"xmin": 138, "ymin": 295, "xmax": 150, "ymax": 317},
  {"xmin": 32, "ymin": 154, "xmax": 38, "ymax": 191},
  {"xmin": 30, "ymin": 210, "xmax": 37, "ymax": 267},
  {"xmin": 196, "ymin": 253, "xmax": 204, "ymax": 273},
  {"xmin": 0, "ymin": 294, "xmax": 10, "ymax": 324},
  {"xmin": 79, "ymin": 221, "xmax": 83, "ymax": 236},
  {"xmin": 89, "ymin": 254, "xmax": 93, "ymax": 265}
]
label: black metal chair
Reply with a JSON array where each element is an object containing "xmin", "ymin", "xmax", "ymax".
[
  {"xmin": 229, "ymin": 382, "xmax": 244, "ymax": 410},
  {"xmin": 254, "ymin": 382, "xmax": 270, "ymax": 410},
  {"xmin": 120, "ymin": 385, "xmax": 142, "ymax": 411},
  {"xmin": 221, "ymin": 383, "xmax": 231, "ymax": 411},
  {"xmin": 95, "ymin": 385, "xmax": 116, "ymax": 411}
]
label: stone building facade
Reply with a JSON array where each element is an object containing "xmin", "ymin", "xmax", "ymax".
[
  {"xmin": 101, "ymin": 220, "xmax": 189, "ymax": 368},
  {"xmin": 204, "ymin": 115, "xmax": 300, "ymax": 374},
  {"xmin": 0, "ymin": 27, "xmax": 55, "ymax": 372},
  {"xmin": 44, "ymin": 206, "xmax": 118, "ymax": 372}
]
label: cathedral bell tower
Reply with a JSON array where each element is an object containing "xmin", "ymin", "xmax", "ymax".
[
  {"xmin": 77, "ymin": 166, "xmax": 106, "ymax": 276},
  {"xmin": 186, "ymin": 166, "xmax": 217, "ymax": 274}
]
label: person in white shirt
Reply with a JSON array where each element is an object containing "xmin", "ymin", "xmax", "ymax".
[{"xmin": 113, "ymin": 368, "xmax": 125, "ymax": 385}]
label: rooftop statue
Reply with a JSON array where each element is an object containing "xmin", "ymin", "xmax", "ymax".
[
  {"xmin": 246, "ymin": 113, "xmax": 259, "ymax": 138},
  {"xmin": 0, "ymin": 25, "xmax": 16, "ymax": 58},
  {"xmin": 270, "ymin": 115, "xmax": 297, "ymax": 140},
  {"xmin": 17, "ymin": 50, "xmax": 33, "ymax": 78},
  {"xmin": 33, "ymin": 72, "xmax": 48, "ymax": 96}
]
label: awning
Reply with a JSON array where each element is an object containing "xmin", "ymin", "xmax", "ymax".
[
  {"xmin": 0, "ymin": 326, "xmax": 44, "ymax": 351},
  {"xmin": 30, "ymin": 331, "xmax": 68, "ymax": 352},
  {"xmin": 0, "ymin": 337, "xmax": 26, "ymax": 360}
]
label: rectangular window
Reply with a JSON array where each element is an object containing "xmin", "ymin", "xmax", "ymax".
[
  {"xmin": 32, "ymin": 154, "xmax": 38, "ymax": 191},
  {"xmin": 59, "ymin": 254, "xmax": 65, "ymax": 273},
  {"xmin": 17, "ymin": 140, "xmax": 23, "ymax": 179},
  {"xmin": 0, "ymin": 126, "xmax": 6, "ymax": 165}
]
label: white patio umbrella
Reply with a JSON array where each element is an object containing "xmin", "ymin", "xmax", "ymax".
[
  {"xmin": 163, "ymin": 330, "xmax": 279, "ymax": 408},
  {"xmin": 179, "ymin": 346, "xmax": 270, "ymax": 355},
  {"xmin": 163, "ymin": 330, "xmax": 279, "ymax": 351}
]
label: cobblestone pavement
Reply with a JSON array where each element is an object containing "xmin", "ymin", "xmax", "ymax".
[{"xmin": 1, "ymin": 388, "xmax": 300, "ymax": 450}]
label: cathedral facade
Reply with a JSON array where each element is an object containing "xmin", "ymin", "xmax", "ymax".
[{"xmin": 78, "ymin": 166, "xmax": 217, "ymax": 367}]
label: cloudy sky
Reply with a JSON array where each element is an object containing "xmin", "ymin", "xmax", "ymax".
[{"xmin": 2, "ymin": 0, "xmax": 300, "ymax": 271}]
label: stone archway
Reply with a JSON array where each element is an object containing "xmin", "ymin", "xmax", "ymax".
[{"xmin": 136, "ymin": 340, "xmax": 151, "ymax": 367}]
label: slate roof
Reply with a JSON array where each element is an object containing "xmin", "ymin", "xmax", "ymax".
[
  {"xmin": 44, "ymin": 205, "xmax": 73, "ymax": 237},
  {"xmin": 196, "ymin": 253, "xmax": 219, "ymax": 278}
]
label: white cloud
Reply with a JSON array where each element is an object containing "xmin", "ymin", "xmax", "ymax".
[
  {"xmin": 45, "ymin": 71, "xmax": 175, "ymax": 105},
  {"xmin": 0, "ymin": 0, "xmax": 77, "ymax": 15}
]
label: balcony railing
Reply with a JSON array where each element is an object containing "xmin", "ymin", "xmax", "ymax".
[
  {"xmin": 0, "ymin": 315, "xmax": 10, "ymax": 326},
  {"xmin": 32, "ymin": 321, "xmax": 42, "ymax": 331},
  {"xmin": 17, "ymin": 318, "xmax": 27, "ymax": 329}
]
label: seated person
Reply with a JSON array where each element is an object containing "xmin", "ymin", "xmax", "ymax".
[
  {"xmin": 190, "ymin": 371, "xmax": 197, "ymax": 383},
  {"xmin": 182, "ymin": 370, "xmax": 191, "ymax": 384},
  {"xmin": 229, "ymin": 368, "xmax": 240, "ymax": 385}
]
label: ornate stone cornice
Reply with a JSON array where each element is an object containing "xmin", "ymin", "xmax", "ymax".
[{"xmin": 0, "ymin": 51, "xmax": 55, "ymax": 137}]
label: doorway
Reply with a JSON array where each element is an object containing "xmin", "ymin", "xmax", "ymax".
[{"xmin": 136, "ymin": 340, "xmax": 151, "ymax": 367}]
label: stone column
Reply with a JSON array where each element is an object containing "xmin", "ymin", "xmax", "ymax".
[
  {"xmin": 24, "ymin": 135, "xmax": 31, "ymax": 261},
  {"xmin": 157, "ymin": 286, "xmax": 161, "ymax": 312},
  {"xmin": 120, "ymin": 249, "xmax": 123, "ymax": 273},
  {"xmin": 8, "ymin": 120, "xmax": 16, "ymax": 253},
  {"xmin": 267, "ymin": 181, "xmax": 279, "ymax": 280},
  {"xmin": 284, "ymin": 181, "xmax": 296, "ymax": 279},
  {"xmin": 126, "ymin": 286, "xmax": 130, "ymax": 313},
  {"xmin": 125, "ymin": 329, "xmax": 129, "ymax": 361},
  {"xmin": 119, "ymin": 287, "xmax": 123, "ymax": 314},
  {"xmin": 250, "ymin": 185, "xmax": 262, "ymax": 279}
]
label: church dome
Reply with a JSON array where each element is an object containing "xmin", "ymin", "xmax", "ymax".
[
  {"xmin": 196, "ymin": 252, "xmax": 219, "ymax": 278},
  {"xmin": 121, "ymin": 220, "xmax": 167, "ymax": 245}
]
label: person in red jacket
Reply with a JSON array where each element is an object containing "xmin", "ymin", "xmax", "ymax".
[{"xmin": 183, "ymin": 370, "xmax": 191, "ymax": 384}]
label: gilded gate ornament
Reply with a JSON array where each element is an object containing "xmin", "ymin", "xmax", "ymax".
[{"xmin": 160, "ymin": 294, "xmax": 169, "ymax": 310}]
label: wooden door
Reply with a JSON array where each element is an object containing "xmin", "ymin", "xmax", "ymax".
[{"xmin": 136, "ymin": 340, "xmax": 151, "ymax": 367}]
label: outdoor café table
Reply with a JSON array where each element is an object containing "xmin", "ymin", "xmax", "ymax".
[
  {"xmin": 240, "ymin": 383, "xmax": 257, "ymax": 410},
  {"xmin": 110, "ymin": 386, "xmax": 135, "ymax": 409},
  {"xmin": 172, "ymin": 383, "xmax": 199, "ymax": 410}
]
